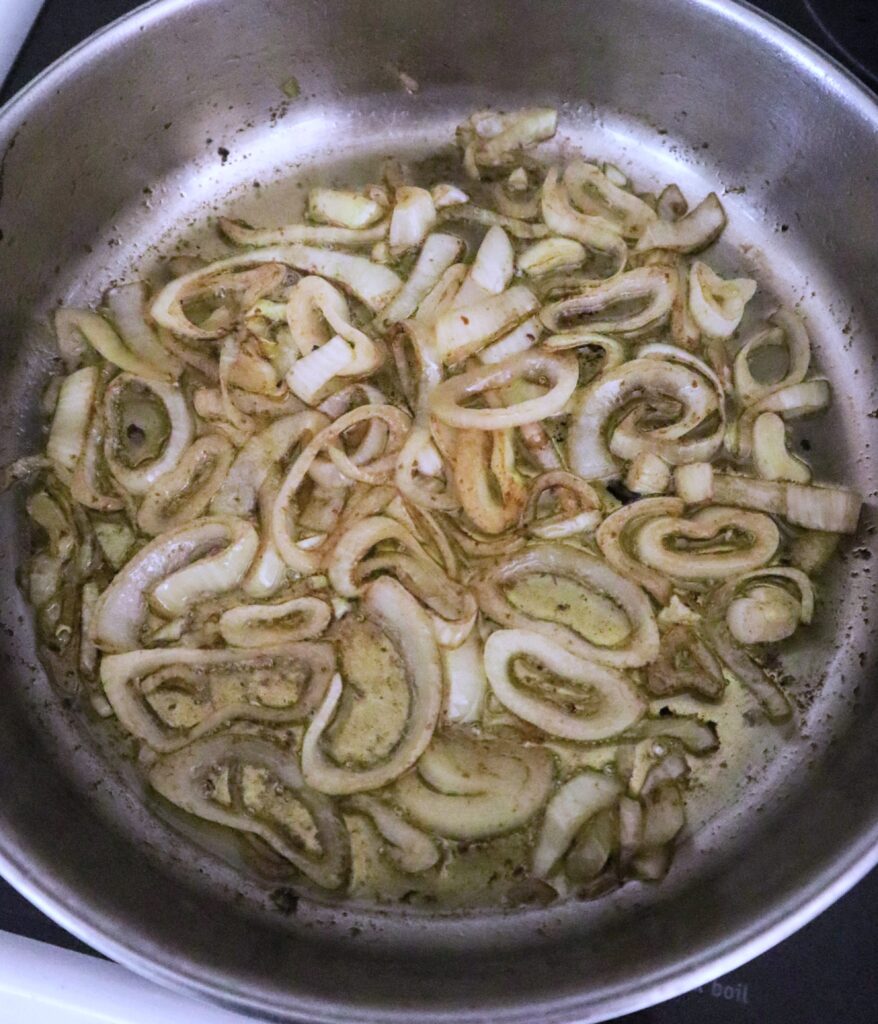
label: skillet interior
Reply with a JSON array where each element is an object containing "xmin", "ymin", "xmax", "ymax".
[{"xmin": 0, "ymin": 1, "xmax": 876, "ymax": 1021}]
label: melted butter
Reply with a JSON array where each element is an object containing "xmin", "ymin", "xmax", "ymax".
[{"xmin": 506, "ymin": 573, "xmax": 631, "ymax": 646}]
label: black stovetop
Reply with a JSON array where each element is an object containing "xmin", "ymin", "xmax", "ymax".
[{"xmin": 2, "ymin": 2, "xmax": 878, "ymax": 1021}]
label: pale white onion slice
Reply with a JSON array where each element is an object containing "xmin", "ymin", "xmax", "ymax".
[
  {"xmin": 635, "ymin": 192, "xmax": 727, "ymax": 253},
  {"xmin": 533, "ymin": 771, "xmax": 622, "ymax": 877},
  {"xmin": 711, "ymin": 473, "xmax": 861, "ymax": 533},
  {"xmin": 731, "ymin": 379, "xmax": 830, "ymax": 459},
  {"xmin": 430, "ymin": 350, "xmax": 578, "ymax": 430},
  {"xmin": 459, "ymin": 107, "xmax": 558, "ymax": 171},
  {"xmin": 434, "ymin": 286, "xmax": 539, "ymax": 365},
  {"xmin": 442, "ymin": 628, "xmax": 488, "ymax": 724},
  {"xmin": 752, "ymin": 412, "xmax": 811, "ymax": 483},
  {"xmin": 563, "ymin": 160, "xmax": 657, "ymax": 239},
  {"xmin": 523, "ymin": 470, "xmax": 603, "ymax": 539},
  {"xmin": 733, "ymin": 309, "xmax": 811, "ymax": 407},
  {"xmin": 106, "ymin": 282, "xmax": 184, "ymax": 377},
  {"xmin": 541, "ymin": 166, "xmax": 626, "ymax": 261},
  {"xmin": 219, "ymin": 216, "xmax": 387, "ymax": 247},
  {"xmin": 55, "ymin": 308, "xmax": 170, "ymax": 381},
  {"xmin": 633, "ymin": 505, "xmax": 779, "ymax": 580},
  {"xmin": 394, "ymin": 731, "xmax": 554, "ymax": 840},
  {"xmin": 375, "ymin": 233, "xmax": 464, "ymax": 330},
  {"xmin": 301, "ymin": 577, "xmax": 442, "ymax": 794},
  {"xmin": 389, "ymin": 186, "xmax": 436, "ymax": 254},
  {"xmin": 484, "ymin": 629, "xmax": 646, "ymax": 740},
  {"xmin": 688, "ymin": 261, "xmax": 756, "ymax": 339},
  {"xmin": 518, "ymin": 237, "xmax": 587, "ymax": 277},
  {"xmin": 540, "ymin": 267, "xmax": 676, "ymax": 337},
  {"xmin": 47, "ymin": 367, "xmax": 99, "ymax": 478}
]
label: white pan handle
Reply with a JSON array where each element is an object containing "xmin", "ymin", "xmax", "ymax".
[{"xmin": 0, "ymin": 0, "xmax": 46, "ymax": 89}]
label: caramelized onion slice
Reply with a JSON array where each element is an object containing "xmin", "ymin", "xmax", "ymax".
[
  {"xmin": 484, "ymin": 629, "xmax": 646, "ymax": 740},
  {"xmin": 149, "ymin": 734, "xmax": 350, "ymax": 889},
  {"xmin": 394, "ymin": 731, "xmax": 554, "ymax": 840},
  {"xmin": 301, "ymin": 577, "xmax": 442, "ymax": 794},
  {"xmin": 102, "ymin": 642, "xmax": 334, "ymax": 751}
]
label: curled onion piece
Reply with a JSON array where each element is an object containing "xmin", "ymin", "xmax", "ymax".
[
  {"xmin": 540, "ymin": 267, "xmax": 675, "ymax": 337},
  {"xmin": 723, "ymin": 567, "xmax": 814, "ymax": 645},
  {"xmin": 54, "ymin": 308, "xmax": 170, "ymax": 381},
  {"xmin": 308, "ymin": 187, "xmax": 386, "ymax": 228},
  {"xmin": 90, "ymin": 517, "xmax": 257, "ymax": 650},
  {"xmin": 454, "ymin": 428, "xmax": 526, "ymax": 534},
  {"xmin": 375, "ymin": 233, "xmax": 464, "ymax": 330},
  {"xmin": 389, "ymin": 186, "xmax": 436, "ymax": 255},
  {"xmin": 327, "ymin": 514, "xmax": 433, "ymax": 597},
  {"xmin": 137, "ymin": 434, "xmax": 235, "ymax": 535},
  {"xmin": 635, "ymin": 192, "xmax": 727, "ymax": 253},
  {"xmin": 218, "ymin": 595, "xmax": 332, "ymax": 647},
  {"xmin": 533, "ymin": 770, "xmax": 622, "ymax": 878},
  {"xmin": 733, "ymin": 309, "xmax": 811, "ymax": 407},
  {"xmin": 563, "ymin": 160, "xmax": 657, "ymax": 240},
  {"xmin": 102, "ymin": 642, "xmax": 334, "ymax": 751},
  {"xmin": 47, "ymin": 367, "xmax": 99, "ymax": 479},
  {"xmin": 596, "ymin": 497, "xmax": 686, "ymax": 604},
  {"xmin": 455, "ymin": 225, "xmax": 514, "ymax": 302},
  {"xmin": 106, "ymin": 282, "xmax": 184, "ymax": 377},
  {"xmin": 103, "ymin": 374, "xmax": 195, "ymax": 495},
  {"xmin": 484, "ymin": 629, "xmax": 646, "ymax": 740},
  {"xmin": 301, "ymin": 577, "xmax": 442, "ymax": 794},
  {"xmin": 633, "ymin": 505, "xmax": 779, "ymax": 581},
  {"xmin": 345, "ymin": 795, "xmax": 440, "ymax": 873},
  {"xmin": 731, "ymin": 379, "xmax": 830, "ymax": 460},
  {"xmin": 437, "ymin": 204, "xmax": 549, "ymax": 239},
  {"xmin": 711, "ymin": 474, "xmax": 861, "ymax": 533},
  {"xmin": 518, "ymin": 237, "xmax": 587, "ymax": 277},
  {"xmin": 752, "ymin": 412, "xmax": 811, "ymax": 483},
  {"xmin": 541, "ymin": 167, "xmax": 627, "ymax": 261},
  {"xmin": 394, "ymin": 731, "xmax": 554, "ymax": 840},
  {"xmin": 149, "ymin": 734, "xmax": 350, "ymax": 889},
  {"xmin": 430, "ymin": 350, "xmax": 578, "ymax": 430},
  {"xmin": 435, "ymin": 286, "xmax": 539, "ymax": 365},
  {"xmin": 218, "ymin": 215, "xmax": 387, "ymax": 248},
  {"xmin": 442, "ymin": 628, "xmax": 488, "ymax": 724},
  {"xmin": 457, "ymin": 107, "xmax": 558, "ymax": 174},
  {"xmin": 151, "ymin": 248, "xmax": 401, "ymax": 338},
  {"xmin": 688, "ymin": 261, "xmax": 756, "ymax": 339},
  {"xmin": 703, "ymin": 572, "xmax": 805, "ymax": 721},
  {"xmin": 474, "ymin": 543, "xmax": 659, "ymax": 668},
  {"xmin": 523, "ymin": 470, "xmax": 603, "ymax": 539},
  {"xmin": 567, "ymin": 347, "xmax": 723, "ymax": 479}
]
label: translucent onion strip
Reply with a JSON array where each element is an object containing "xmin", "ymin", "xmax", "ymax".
[
  {"xmin": 540, "ymin": 266, "xmax": 676, "ymax": 337},
  {"xmin": 533, "ymin": 770, "xmax": 622, "ymax": 878},
  {"xmin": 218, "ymin": 594, "xmax": 332, "ymax": 647},
  {"xmin": 301, "ymin": 577, "xmax": 442, "ymax": 794},
  {"xmin": 484, "ymin": 629, "xmax": 646, "ymax": 740}
]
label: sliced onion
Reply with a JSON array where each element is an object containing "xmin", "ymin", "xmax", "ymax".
[
  {"xmin": 596, "ymin": 497, "xmax": 685, "ymax": 604},
  {"xmin": 474, "ymin": 542, "xmax": 659, "ymax": 667},
  {"xmin": 752, "ymin": 412, "xmax": 811, "ymax": 483},
  {"xmin": 345, "ymin": 795, "xmax": 440, "ymax": 872},
  {"xmin": 625, "ymin": 452, "xmax": 671, "ymax": 495},
  {"xmin": 430, "ymin": 350, "xmax": 578, "ymax": 430},
  {"xmin": 540, "ymin": 266, "xmax": 675, "ymax": 337},
  {"xmin": 453, "ymin": 428, "xmax": 526, "ymax": 534},
  {"xmin": 646, "ymin": 624, "xmax": 726, "ymax": 700},
  {"xmin": 635, "ymin": 192, "xmax": 727, "ymax": 253},
  {"xmin": 541, "ymin": 167, "xmax": 627, "ymax": 260},
  {"xmin": 533, "ymin": 771, "xmax": 622, "ymax": 877},
  {"xmin": 711, "ymin": 473, "xmax": 861, "ymax": 533},
  {"xmin": 523, "ymin": 470, "xmax": 603, "ymax": 539},
  {"xmin": 210, "ymin": 410, "xmax": 328, "ymax": 517},
  {"xmin": 733, "ymin": 309, "xmax": 811, "ymax": 407},
  {"xmin": 731, "ymin": 379, "xmax": 830, "ymax": 460},
  {"xmin": 634, "ymin": 505, "xmax": 779, "ymax": 581},
  {"xmin": 723, "ymin": 566, "xmax": 814, "ymax": 645},
  {"xmin": 301, "ymin": 577, "xmax": 442, "ymax": 794},
  {"xmin": 102, "ymin": 642, "xmax": 334, "ymax": 751},
  {"xmin": 55, "ymin": 308, "xmax": 170, "ymax": 381},
  {"xmin": 394, "ymin": 731, "xmax": 554, "ymax": 840},
  {"xmin": 567, "ymin": 348, "xmax": 723, "ymax": 479},
  {"xmin": 137, "ymin": 434, "xmax": 234, "ymax": 535},
  {"xmin": 103, "ymin": 374, "xmax": 195, "ymax": 495},
  {"xmin": 326, "ymin": 514, "xmax": 433, "ymax": 597},
  {"xmin": 484, "ymin": 629, "xmax": 646, "ymax": 740},
  {"xmin": 375, "ymin": 233, "xmax": 464, "ymax": 330},
  {"xmin": 437, "ymin": 204, "xmax": 549, "ymax": 239},
  {"xmin": 309, "ymin": 187, "xmax": 386, "ymax": 228},
  {"xmin": 458, "ymin": 107, "xmax": 557, "ymax": 171},
  {"xmin": 431, "ymin": 183, "xmax": 469, "ymax": 208},
  {"xmin": 518, "ymin": 237, "xmax": 587, "ymax": 277},
  {"xmin": 106, "ymin": 282, "xmax": 184, "ymax": 376},
  {"xmin": 563, "ymin": 160, "xmax": 657, "ymax": 240},
  {"xmin": 442, "ymin": 628, "xmax": 487, "ymax": 724},
  {"xmin": 218, "ymin": 595, "xmax": 332, "ymax": 647},
  {"xmin": 688, "ymin": 261, "xmax": 756, "ymax": 339},
  {"xmin": 149, "ymin": 734, "xmax": 350, "ymax": 889},
  {"xmin": 673, "ymin": 462, "xmax": 714, "ymax": 503},
  {"xmin": 47, "ymin": 367, "xmax": 99, "ymax": 478},
  {"xmin": 220, "ymin": 215, "xmax": 387, "ymax": 248},
  {"xmin": 389, "ymin": 186, "xmax": 436, "ymax": 255}
]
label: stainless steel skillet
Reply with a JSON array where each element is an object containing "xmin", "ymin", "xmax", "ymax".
[{"xmin": 0, "ymin": 1, "xmax": 876, "ymax": 1021}]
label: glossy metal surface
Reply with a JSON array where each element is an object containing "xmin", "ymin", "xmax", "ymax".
[{"xmin": 0, "ymin": 1, "xmax": 876, "ymax": 1021}]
